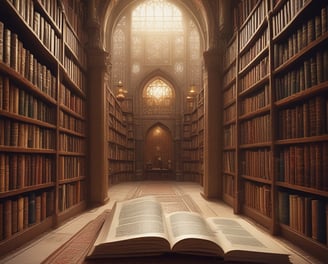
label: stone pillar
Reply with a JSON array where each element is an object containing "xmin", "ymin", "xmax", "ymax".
[
  {"xmin": 202, "ymin": 48, "xmax": 223, "ymax": 199},
  {"xmin": 86, "ymin": 1, "xmax": 109, "ymax": 205},
  {"xmin": 86, "ymin": 48, "xmax": 110, "ymax": 205}
]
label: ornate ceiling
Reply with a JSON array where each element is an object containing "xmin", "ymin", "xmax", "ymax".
[{"xmin": 94, "ymin": 0, "xmax": 220, "ymax": 51}]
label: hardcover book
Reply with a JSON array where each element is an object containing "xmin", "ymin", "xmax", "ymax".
[{"xmin": 88, "ymin": 196, "xmax": 290, "ymax": 263}]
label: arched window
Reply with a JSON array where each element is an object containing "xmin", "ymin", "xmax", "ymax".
[
  {"xmin": 111, "ymin": 0, "xmax": 203, "ymax": 97},
  {"xmin": 132, "ymin": 0, "xmax": 183, "ymax": 32},
  {"xmin": 142, "ymin": 78, "xmax": 175, "ymax": 114}
]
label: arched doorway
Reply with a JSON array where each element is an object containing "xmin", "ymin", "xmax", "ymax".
[{"xmin": 144, "ymin": 124, "xmax": 173, "ymax": 180}]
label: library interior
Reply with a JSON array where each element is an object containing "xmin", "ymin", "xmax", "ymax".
[{"xmin": 0, "ymin": 0, "xmax": 327, "ymax": 263}]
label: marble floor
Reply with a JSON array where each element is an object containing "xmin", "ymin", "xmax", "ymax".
[{"xmin": 0, "ymin": 181, "xmax": 323, "ymax": 264}]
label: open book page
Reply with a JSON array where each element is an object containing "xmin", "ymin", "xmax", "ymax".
[
  {"xmin": 90, "ymin": 196, "xmax": 170, "ymax": 257},
  {"xmin": 165, "ymin": 211, "xmax": 224, "ymax": 256},
  {"xmin": 206, "ymin": 217, "xmax": 290, "ymax": 263}
]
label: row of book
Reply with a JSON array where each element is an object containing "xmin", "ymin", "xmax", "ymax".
[
  {"xmin": 223, "ymin": 151, "xmax": 236, "ymax": 173},
  {"xmin": 274, "ymin": 49, "xmax": 328, "ymax": 100},
  {"xmin": 108, "ymin": 116, "xmax": 127, "ymax": 136},
  {"xmin": 239, "ymin": 56, "xmax": 269, "ymax": 92},
  {"xmin": 108, "ymin": 104, "xmax": 125, "ymax": 124},
  {"xmin": 58, "ymin": 156, "xmax": 85, "ymax": 180},
  {"xmin": 59, "ymin": 110, "xmax": 85, "ymax": 134},
  {"xmin": 244, "ymin": 181, "xmax": 272, "ymax": 217},
  {"xmin": 240, "ymin": 84, "xmax": 269, "ymax": 115},
  {"xmin": 239, "ymin": 0, "xmax": 267, "ymax": 50},
  {"xmin": 108, "ymin": 130, "xmax": 128, "ymax": 147},
  {"xmin": 237, "ymin": 0, "xmax": 261, "ymax": 27},
  {"xmin": 181, "ymin": 137, "xmax": 200, "ymax": 150},
  {"xmin": 0, "ymin": 153, "xmax": 54, "ymax": 192},
  {"xmin": 108, "ymin": 144, "xmax": 133, "ymax": 161},
  {"xmin": 277, "ymin": 95, "xmax": 328, "ymax": 139},
  {"xmin": 62, "ymin": 0, "xmax": 87, "ymax": 42},
  {"xmin": 277, "ymin": 142, "xmax": 328, "ymax": 191},
  {"xmin": 33, "ymin": 11, "xmax": 62, "ymax": 60},
  {"xmin": 224, "ymin": 124, "xmax": 236, "ymax": 148},
  {"xmin": 222, "ymin": 63, "xmax": 236, "ymax": 87},
  {"xmin": 0, "ymin": 76, "xmax": 56, "ymax": 124},
  {"xmin": 223, "ymin": 37, "xmax": 237, "ymax": 71},
  {"xmin": 6, "ymin": 0, "xmax": 62, "ymax": 61},
  {"xmin": 65, "ymin": 23, "xmax": 87, "ymax": 68},
  {"xmin": 223, "ymin": 104, "xmax": 236, "ymax": 123},
  {"xmin": 241, "ymin": 148, "xmax": 271, "ymax": 180},
  {"xmin": 106, "ymin": 88, "xmax": 136, "ymax": 180},
  {"xmin": 59, "ymin": 132, "xmax": 85, "ymax": 153},
  {"xmin": 64, "ymin": 55, "xmax": 86, "ymax": 92},
  {"xmin": 239, "ymin": 27, "xmax": 268, "ymax": 71},
  {"xmin": 0, "ymin": 190, "xmax": 54, "ymax": 241},
  {"xmin": 0, "ymin": 22, "xmax": 57, "ymax": 99},
  {"xmin": 273, "ymin": 4, "xmax": 328, "ymax": 68},
  {"xmin": 223, "ymin": 83, "xmax": 236, "ymax": 106},
  {"xmin": 38, "ymin": 0, "xmax": 64, "ymax": 30},
  {"xmin": 278, "ymin": 191, "xmax": 327, "ymax": 244},
  {"xmin": 108, "ymin": 162, "xmax": 135, "ymax": 175},
  {"xmin": 59, "ymin": 83, "xmax": 85, "ymax": 116},
  {"xmin": 58, "ymin": 182, "xmax": 83, "ymax": 212},
  {"xmin": 272, "ymin": 0, "xmax": 311, "ymax": 37},
  {"xmin": 239, "ymin": 114, "xmax": 271, "ymax": 144},
  {"xmin": 8, "ymin": 0, "xmax": 63, "ymax": 32},
  {"xmin": 0, "ymin": 118, "xmax": 56, "ymax": 149}
]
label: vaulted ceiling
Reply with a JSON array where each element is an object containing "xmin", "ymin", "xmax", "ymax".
[{"xmin": 95, "ymin": 0, "xmax": 220, "ymax": 52}]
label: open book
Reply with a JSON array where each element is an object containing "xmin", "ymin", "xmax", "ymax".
[{"xmin": 87, "ymin": 196, "xmax": 290, "ymax": 263}]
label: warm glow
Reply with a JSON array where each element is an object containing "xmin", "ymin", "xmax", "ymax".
[
  {"xmin": 144, "ymin": 79, "xmax": 173, "ymax": 100},
  {"xmin": 132, "ymin": 0, "xmax": 183, "ymax": 32}
]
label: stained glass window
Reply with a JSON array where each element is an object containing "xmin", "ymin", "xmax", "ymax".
[
  {"xmin": 132, "ymin": 0, "xmax": 183, "ymax": 32},
  {"xmin": 112, "ymin": 17, "xmax": 126, "ymax": 85},
  {"xmin": 142, "ymin": 78, "xmax": 175, "ymax": 114}
]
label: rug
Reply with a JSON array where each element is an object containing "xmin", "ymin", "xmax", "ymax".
[
  {"xmin": 42, "ymin": 182, "xmax": 201, "ymax": 263},
  {"xmin": 42, "ymin": 210, "xmax": 110, "ymax": 264},
  {"xmin": 128, "ymin": 181, "xmax": 201, "ymax": 214}
]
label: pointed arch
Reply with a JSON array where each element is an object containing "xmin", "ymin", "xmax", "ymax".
[
  {"xmin": 144, "ymin": 123, "xmax": 173, "ymax": 170},
  {"xmin": 141, "ymin": 74, "xmax": 176, "ymax": 115}
]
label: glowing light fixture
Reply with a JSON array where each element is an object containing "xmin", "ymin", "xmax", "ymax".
[
  {"xmin": 186, "ymin": 84, "xmax": 197, "ymax": 101},
  {"xmin": 116, "ymin": 80, "xmax": 127, "ymax": 101}
]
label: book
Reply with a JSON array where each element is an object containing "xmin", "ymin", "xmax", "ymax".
[{"xmin": 87, "ymin": 196, "xmax": 290, "ymax": 263}]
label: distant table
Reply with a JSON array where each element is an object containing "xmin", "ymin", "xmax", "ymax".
[{"xmin": 145, "ymin": 169, "xmax": 174, "ymax": 180}]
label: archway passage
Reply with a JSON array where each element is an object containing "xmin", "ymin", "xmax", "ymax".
[{"xmin": 144, "ymin": 124, "xmax": 173, "ymax": 180}]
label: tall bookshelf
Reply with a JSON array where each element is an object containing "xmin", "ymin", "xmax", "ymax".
[
  {"xmin": 271, "ymin": 0, "xmax": 328, "ymax": 258},
  {"xmin": 182, "ymin": 88, "xmax": 204, "ymax": 184},
  {"xmin": 222, "ymin": 33, "xmax": 237, "ymax": 208},
  {"xmin": 222, "ymin": 0, "xmax": 328, "ymax": 260},
  {"xmin": 121, "ymin": 97, "xmax": 135, "ymax": 182},
  {"xmin": 106, "ymin": 89, "xmax": 135, "ymax": 185},
  {"xmin": 0, "ymin": 0, "xmax": 87, "ymax": 255}
]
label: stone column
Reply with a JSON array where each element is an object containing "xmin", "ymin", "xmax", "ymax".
[
  {"xmin": 202, "ymin": 48, "xmax": 223, "ymax": 199},
  {"xmin": 86, "ymin": 1, "xmax": 109, "ymax": 205}
]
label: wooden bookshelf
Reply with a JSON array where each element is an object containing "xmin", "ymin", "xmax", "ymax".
[
  {"xmin": 271, "ymin": 1, "xmax": 328, "ymax": 259},
  {"xmin": 0, "ymin": 0, "xmax": 87, "ymax": 255},
  {"xmin": 106, "ymin": 88, "xmax": 135, "ymax": 185},
  {"xmin": 182, "ymin": 89, "xmax": 204, "ymax": 184},
  {"xmin": 222, "ymin": 0, "xmax": 328, "ymax": 260},
  {"xmin": 222, "ymin": 33, "xmax": 238, "ymax": 208}
]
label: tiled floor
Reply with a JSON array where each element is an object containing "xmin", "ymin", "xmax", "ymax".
[{"xmin": 0, "ymin": 181, "xmax": 323, "ymax": 264}]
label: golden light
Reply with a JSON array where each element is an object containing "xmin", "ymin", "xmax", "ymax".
[
  {"xmin": 116, "ymin": 81, "xmax": 128, "ymax": 101},
  {"xmin": 186, "ymin": 84, "xmax": 197, "ymax": 101}
]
